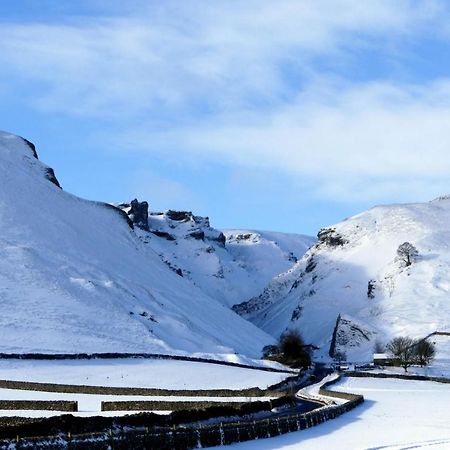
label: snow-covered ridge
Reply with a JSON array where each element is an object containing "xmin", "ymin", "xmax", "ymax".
[
  {"xmin": 1, "ymin": 131, "xmax": 299, "ymax": 358},
  {"xmin": 237, "ymin": 200, "xmax": 450, "ymax": 361}
]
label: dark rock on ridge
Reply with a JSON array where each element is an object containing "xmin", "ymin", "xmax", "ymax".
[
  {"xmin": 19, "ymin": 137, "xmax": 61, "ymax": 188},
  {"xmin": 121, "ymin": 199, "xmax": 149, "ymax": 231}
]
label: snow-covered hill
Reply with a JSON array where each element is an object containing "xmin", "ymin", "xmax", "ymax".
[
  {"xmin": 0, "ymin": 131, "xmax": 299, "ymax": 357},
  {"xmin": 115, "ymin": 202, "xmax": 314, "ymax": 308},
  {"xmin": 235, "ymin": 199, "xmax": 450, "ymax": 361}
]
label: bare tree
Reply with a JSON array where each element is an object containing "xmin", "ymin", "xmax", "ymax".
[
  {"xmin": 414, "ymin": 340, "xmax": 436, "ymax": 367},
  {"xmin": 397, "ymin": 242, "xmax": 419, "ymax": 267},
  {"xmin": 387, "ymin": 336, "xmax": 416, "ymax": 372}
]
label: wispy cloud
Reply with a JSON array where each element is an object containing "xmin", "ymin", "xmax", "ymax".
[
  {"xmin": 1, "ymin": 0, "xmax": 450, "ymax": 204},
  {"xmin": 0, "ymin": 0, "xmax": 444, "ymax": 117},
  {"xmin": 116, "ymin": 78, "xmax": 450, "ymax": 201}
]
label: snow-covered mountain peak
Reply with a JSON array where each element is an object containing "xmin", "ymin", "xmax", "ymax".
[{"xmin": 0, "ymin": 131, "xmax": 61, "ymax": 188}]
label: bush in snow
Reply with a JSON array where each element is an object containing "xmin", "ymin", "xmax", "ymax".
[
  {"xmin": 279, "ymin": 329, "xmax": 312, "ymax": 368},
  {"xmin": 263, "ymin": 330, "xmax": 312, "ymax": 368},
  {"xmin": 396, "ymin": 242, "xmax": 419, "ymax": 267}
]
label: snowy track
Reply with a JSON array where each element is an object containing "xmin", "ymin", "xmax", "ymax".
[{"xmin": 227, "ymin": 376, "xmax": 450, "ymax": 449}]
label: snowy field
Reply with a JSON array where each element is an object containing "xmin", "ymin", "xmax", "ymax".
[
  {"xmin": 226, "ymin": 376, "xmax": 450, "ymax": 449},
  {"xmin": 0, "ymin": 359, "xmax": 287, "ymax": 390},
  {"xmin": 0, "ymin": 359, "xmax": 286, "ymax": 417}
]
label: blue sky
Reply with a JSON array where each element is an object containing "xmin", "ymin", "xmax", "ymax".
[{"xmin": 1, "ymin": 1, "xmax": 450, "ymax": 235}]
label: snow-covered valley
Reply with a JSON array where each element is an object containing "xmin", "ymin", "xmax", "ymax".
[{"xmin": 4, "ymin": 130, "xmax": 450, "ymax": 448}]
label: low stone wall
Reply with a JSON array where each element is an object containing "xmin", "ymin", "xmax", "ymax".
[
  {"xmin": 0, "ymin": 376, "xmax": 364, "ymax": 449},
  {"xmin": 101, "ymin": 396, "xmax": 291, "ymax": 412},
  {"xmin": 318, "ymin": 376, "xmax": 365, "ymax": 403},
  {"xmin": 2, "ymin": 400, "xmax": 363, "ymax": 449},
  {"xmin": 346, "ymin": 371, "xmax": 450, "ymax": 384},
  {"xmin": 0, "ymin": 401, "xmax": 77, "ymax": 412},
  {"xmin": 0, "ymin": 353, "xmax": 293, "ymax": 374},
  {"xmin": 102, "ymin": 400, "xmax": 250, "ymax": 412},
  {"xmin": 0, "ymin": 379, "xmax": 283, "ymax": 398}
]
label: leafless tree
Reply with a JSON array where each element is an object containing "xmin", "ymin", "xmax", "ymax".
[
  {"xmin": 414, "ymin": 340, "xmax": 435, "ymax": 367},
  {"xmin": 397, "ymin": 242, "xmax": 419, "ymax": 267},
  {"xmin": 387, "ymin": 336, "xmax": 416, "ymax": 372}
]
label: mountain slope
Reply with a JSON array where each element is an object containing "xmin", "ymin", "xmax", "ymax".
[
  {"xmin": 0, "ymin": 131, "xmax": 279, "ymax": 357},
  {"xmin": 235, "ymin": 198, "xmax": 450, "ymax": 361},
  {"xmin": 115, "ymin": 205, "xmax": 314, "ymax": 309}
]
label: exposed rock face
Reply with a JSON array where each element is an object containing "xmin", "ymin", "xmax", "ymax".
[
  {"xmin": 128, "ymin": 199, "xmax": 149, "ymax": 231},
  {"xmin": 150, "ymin": 230, "xmax": 176, "ymax": 241},
  {"xmin": 45, "ymin": 168, "xmax": 61, "ymax": 188},
  {"xmin": 20, "ymin": 137, "xmax": 38, "ymax": 159},
  {"xmin": 317, "ymin": 228, "xmax": 347, "ymax": 247},
  {"xmin": 213, "ymin": 232, "xmax": 226, "ymax": 247},
  {"xmin": 329, "ymin": 315, "xmax": 375, "ymax": 359},
  {"xmin": 166, "ymin": 210, "xmax": 193, "ymax": 222},
  {"xmin": 188, "ymin": 230, "xmax": 205, "ymax": 240},
  {"xmin": 20, "ymin": 137, "xmax": 61, "ymax": 188}
]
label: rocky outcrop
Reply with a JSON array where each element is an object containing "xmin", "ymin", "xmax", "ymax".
[
  {"xmin": 212, "ymin": 232, "xmax": 226, "ymax": 247},
  {"xmin": 317, "ymin": 228, "xmax": 347, "ymax": 247},
  {"xmin": 20, "ymin": 137, "xmax": 38, "ymax": 159},
  {"xmin": 45, "ymin": 168, "xmax": 61, "ymax": 188},
  {"xmin": 19, "ymin": 137, "xmax": 61, "ymax": 188},
  {"xmin": 167, "ymin": 210, "xmax": 193, "ymax": 222},
  {"xmin": 120, "ymin": 199, "xmax": 149, "ymax": 230},
  {"xmin": 329, "ymin": 315, "xmax": 375, "ymax": 359},
  {"xmin": 187, "ymin": 230, "xmax": 205, "ymax": 240},
  {"xmin": 151, "ymin": 230, "xmax": 176, "ymax": 241}
]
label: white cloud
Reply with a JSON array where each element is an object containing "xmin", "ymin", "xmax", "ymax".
[
  {"xmin": 1, "ymin": 0, "xmax": 450, "ymax": 203},
  {"xmin": 0, "ymin": 0, "xmax": 445, "ymax": 117},
  {"xmin": 116, "ymin": 79, "xmax": 450, "ymax": 201}
]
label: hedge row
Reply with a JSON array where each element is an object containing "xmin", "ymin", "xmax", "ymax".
[{"xmin": 0, "ymin": 379, "xmax": 283, "ymax": 398}]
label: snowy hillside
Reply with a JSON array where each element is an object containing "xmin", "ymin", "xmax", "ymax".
[
  {"xmin": 235, "ymin": 198, "xmax": 450, "ymax": 361},
  {"xmin": 115, "ymin": 203, "xmax": 314, "ymax": 308},
  {"xmin": 0, "ymin": 131, "xmax": 287, "ymax": 357}
]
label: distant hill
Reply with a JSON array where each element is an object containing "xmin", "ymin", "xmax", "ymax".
[{"xmin": 235, "ymin": 197, "xmax": 450, "ymax": 361}]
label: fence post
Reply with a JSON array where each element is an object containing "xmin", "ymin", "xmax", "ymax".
[
  {"xmin": 109, "ymin": 428, "xmax": 114, "ymax": 450},
  {"xmin": 219, "ymin": 422, "xmax": 224, "ymax": 446}
]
